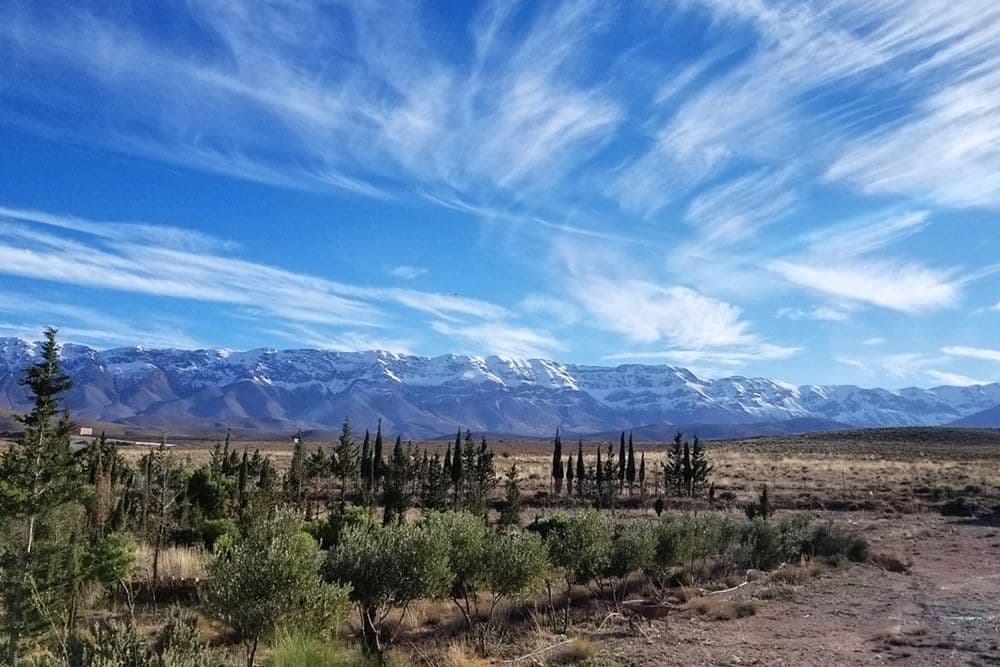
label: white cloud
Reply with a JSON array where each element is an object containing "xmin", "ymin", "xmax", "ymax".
[
  {"xmin": 768, "ymin": 259, "xmax": 959, "ymax": 313},
  {"xmin": 943, "ymin": 345, "xmax": 1000, "ymax": 363},
  {"xmin": 777, "ymin": 306, "xmax": 849, "ymax": 322},
  {"xmin": 389, "ymin": 265, "xmax": 427, "ymax": 280},
  {"xmin": 605, "ymin": 343, "xmax": 800, "ymax": 368},
  {"xmin": 0, "ymin": 206, "xmax": 511, "ymax": 337},
  {"xmin": 862, "ymin": 337, "xmax": 885, "ymax": 346},
  {"xmin": 430, "ymin": 320, "xmax": 562, "ymax": 359}
]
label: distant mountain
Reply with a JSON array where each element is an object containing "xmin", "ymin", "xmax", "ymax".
[
  {"xmin": 950, "ymin": 404, "xmax": 1000, "ymax": 427},
  {"xmin": 1, "ymin": 337, "xmax": 998, "ymax": 439}
]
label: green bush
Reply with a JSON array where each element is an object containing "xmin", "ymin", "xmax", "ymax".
[
  {"xmin": 85, "ymin": 532, "xmax": 137, "ymax": 588},
  {"xmin": 740, "ymin": 518, "xmax": 782, "ymax": 570},
  {"xmin": 801, "ymin": 521, "xmax": 870, "ymax": 565},
  {"xmin": 545, "ymin": 511, "xmax": 613, "ymax": 586},
  {"xmin": 324, "ymin": 520, "xmax": 451, "ymax": 655},
  {"xmin": 204, "ymin": 510, "xmax": 349, "ymax": 666},
  {"xmin": 484, "ymin": 530, "xmax": 549, "ymax": 617}
]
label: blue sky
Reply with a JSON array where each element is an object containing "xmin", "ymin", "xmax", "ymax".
[{"xmin": 0, "ymin": 0, "xmax": 998, "ymax": 387}]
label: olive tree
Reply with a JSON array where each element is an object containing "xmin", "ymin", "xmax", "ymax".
[
  {"xmin": 324, "ymin": 521, "xmax": 451, "ymax": 655},
  {"xmin": 203, "ymin": 510, "xmax": 349, "ymax": 666}
]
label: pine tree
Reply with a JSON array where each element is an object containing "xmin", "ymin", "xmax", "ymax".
[
  {"xmin": 626, "ymin": 431, "xmax": 636, "ymax": 495},
  {"xmin": 682, "ymin": 438, "xmax": 693, "ymax": 497},
  {"xmin": 332, "ymin": 417, "xmax": 358, "ymax": 508},
  {"xmin": 690, "ymin": 435, "xmax": 713, "ymax": 498},
  {"xmin": 0, "ymin": 328, "xmax": 84, "ymax": 662},
  {"xmin": 664, "ymin": 431, "xmax": 684, "ymax": 496},
  {"xmin": 551, "ymin": 429, "xmax": 564, "ymax": 495},
  {"xmin": 498, "ymin": 465, "xmax": 523, "ymax": 527}
]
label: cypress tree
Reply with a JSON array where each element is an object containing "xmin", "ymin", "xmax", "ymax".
[
  {"xmin": 443, "ymin": 443, "xmax": 452, "ymax": 479},
  {"xmin": 551, "ymin": 429, "xmax": 564, "ymax": 495},
  {"xmin": 575, "ymin": 440, "xmax": 585, "ymax": 497},
  {"xmin": 638, "ymin": 452, "xmax": 646, "ymax": 496},
  {"xmin": 626, "ymin": 431, "xmax": 636, "ymax": 494},
  {"xmin": 333, "ymin": 417, "xmax": 357, "ymax": 508},
  {"xmin": 372, "ymin": 420, "xmax": 384, "ymax": 491},
  {"xmin": 565, "ymin": 452, "xmax": 575, "ymax": 496},
  {"xmin": 237, "ymin": 449, "xmax": 249, "ymax": 518},
  {"xmin": 285, "ymin": 433, "xmax": 307, "ymax": 509},
  {"xmin": 618, "ymin": 432, "xmax": 626, "ymax": 489},
  {"xmin": 450, "ymin": 429, "xmax": 463, "ymax": 505},
  {"xmin": 360, "ymin": 429, "xmax": 371, "ymax": 492}
]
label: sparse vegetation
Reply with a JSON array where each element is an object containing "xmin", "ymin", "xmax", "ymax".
[{"xmin": 6, "ymin": 328, "xmax": 986, "ymax": 665}]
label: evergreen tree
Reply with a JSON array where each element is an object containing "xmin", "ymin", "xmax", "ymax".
[
  {"xmin": 565, "ymin": 452, "xmax": 575, "ymax": 496},
  {"xmin": 237, "ymin": 449, "xmax": 249, "ymax": 519},
  {"xmin": 332, "ymin": 417, "xmax": 358, "ymax": 508},
  {"xmin": 420, "ymin": 454, "xmax": 448, "ymax": 511},
  {"xmin": 382, "ymin": 436, "xmax": 411, "ymax": 525},
  {"xmin": 360, "ymin": 429, "xmax": 372, "ymax": 495},
  {"xmin": 690, "ymin": 435, "xmax": 713, "ymax": 498},
  {"xmin": 575, "ymin": 440, "xmax": 585, "ymax": 497},
  {"xmin": 285, "ymin": 433, "xmax": 307, "ymax": 509},
  {"xmin": 663, "ymin": 431, "xmax": 684, "ymax": 496},
  {"xmin": 625, "ymin": 431, "xmax": 636, "ymax": 495},
  {"xmin": 638, "ymin": 452, "xmax": 646, "ymax": 496},
  {"xmin": 498, "ymin": 465, "xmax": 523, "ymax": 527},
  {"xmin": 0, "ymin": 328, "xmax": 84, "ymax": 661},
  {"xmin": 372, "ymin": 420, "xmax": 385, "ymax": 491},
  {"xmin": 682, "ymin": 438, "xmax": 693, "ymax": 497},
  {"xmin": 450, "ymin": 429, "xmax": 463, "ymax": 506},
  {"xmin": 618, "ymin": 432, "xmax": 626, "ymax": 490},
  {"xmin": 551, "ymin": 429, "xmax": 564, "ymax": 495}
]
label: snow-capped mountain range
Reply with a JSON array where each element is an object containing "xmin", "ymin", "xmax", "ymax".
[{"xmin": 1, "ymin": 337, "xmax": 999, "ymax": 438}]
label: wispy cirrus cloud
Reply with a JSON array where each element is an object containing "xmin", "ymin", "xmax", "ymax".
[
  {"xmin": 943, "ymin": 346, "xmax": 1000, "ymax": 363},
  {"xmin": 0, "ymin": 205, "xmax": 531, "ymax": 353},
  {"xmin": 767, "ymin": 210, "xmax": 961, "ymax": 313}
]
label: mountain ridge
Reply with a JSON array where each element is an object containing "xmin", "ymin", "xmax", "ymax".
[{"xmin": 1, "ymin": 337, "xmax": 998, "ymax": 438}]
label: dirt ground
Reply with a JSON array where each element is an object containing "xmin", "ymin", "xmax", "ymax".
[{"xmin": 569, "ymin": 511, "xmax": 999, "ymax": 666}]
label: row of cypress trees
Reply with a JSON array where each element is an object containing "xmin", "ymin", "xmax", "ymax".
[{"xmin": 550, "ymin": 428, "xmax": 713, "ymax": 501}]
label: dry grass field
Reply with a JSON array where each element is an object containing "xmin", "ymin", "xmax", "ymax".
[{"xmin": 112, "ymin": 427, "xmax": 1000, "ymax": 515}]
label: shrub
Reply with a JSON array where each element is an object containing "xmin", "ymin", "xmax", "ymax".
[
  {"xmin": 324, "ymin": 520, "xmax": 451, "ymax": 655},
  {"xmin": 203, "ymin": 510, "xmax": 349, "ymax": 666},
  {"xmin": 603, "ymin": 520, "xmax": 656, "ymax": 601},
  {"xmin": 739, "ymin": 518, "xmax": 782, "ymax": 570},
  {"xmin": 801, "ymin": 521, "xmax": 869, "ymax": 565},
  {"xmin": 483, "ymin": 530, "xmax": 549, "ymax": 622},
  {"xmin": 83, "ymin": 608, "xmax": 217, "ymax": 667},
  {"xmin": 545, "ymin": 511, "xmax": 613, "ymax": 587},
  {"xmin": 85, "ymin": 532, "xmax": 137, "ymax": 588},
  {"xmin": 424, "ymin": 512, "xmax": 490, "ymax": 627}
]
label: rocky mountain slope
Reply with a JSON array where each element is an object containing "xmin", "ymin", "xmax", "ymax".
[{"xmin": 1, "ymin": 337, "xmax": 998, "ymax": 438}]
